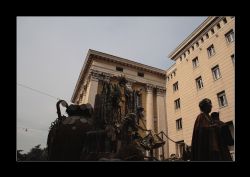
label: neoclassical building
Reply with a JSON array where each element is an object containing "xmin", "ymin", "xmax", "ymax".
[
  {"xmin": 71, "ymin": 49, "xmax": 168, "ymax": 158},
  {"xmin": 71, "ymin": 16, "xmax": 235, "ymax": 160}
]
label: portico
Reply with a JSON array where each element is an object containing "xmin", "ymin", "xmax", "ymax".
[{"xmin": 71, "ymin": 49, "xmax": 168, "ymax": 159}]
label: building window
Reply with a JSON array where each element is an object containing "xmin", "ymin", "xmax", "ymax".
[
  {"xmin": 206, "ymin": 33, "xmax": 209, "ymax": 39},
  {"xmin": 174, "ymin": 98, "xmax": 181, "ymax": 110},
  {"xmin": 223, "ymin": 18, "xmax": 227, "ymax": 24},
  {"xmin": 138, "ymin": 72, "xmax": 144, "ymax": 77},
  {"xmin": 176, "ymin": 140, "xmax": 184, "ymax": 158},
  {"xmin": 231, "ymin": 54, "xmax": 235, "ymax": 65},
  {"xmin": 187, "ymin": 49, "xmax": 190, "ymax": 54},
  {"xmin": 116, "ymin": 66, "xmax": 123, "ymax": 72},
  {"xmin": 192, "ymin": 46, "xmax": 194, "ymax": 51},
  {"xmin": 184, "ymin": 53, "xmax": 186, "ymax": 58},
  {"xmin": 211, "ymin": 28, "xmax": 215, "ymax": 34},
  {"xmin": 217, "ymin": 91, "xmax": 228, "ymax": 107},
  {"xmin": 212, "ymin": 65, "xmax": 221, "ymax": 80},
  {"xmin": 192, "ymin": 57, "xmax": 199, "ymax": 68},
  {"xmin": 201, "ymin": 37, "xmax": 204, "ymax": 43},
  {"xmin": 196, "ymin": 42, "xmax": 199, "ymax": 47},
  {"xmin": 225, "ymin": 29, "xmax": 234, "ymax": 43},
  {"xmin": 196, "ymin": 76, "xmax": 204, "ymax": 90},
  {"xmin": 207, "ymin": 44, "xmax": 215, "ymax": 57},
  {"xmin": 180, "ymin": 56, "xmax": 182, "ymax": 61},
  {"xmin": 173, "ymin": 82, "xmax": 178, "ymax": 92},
  {"xmin": 176, "ymin": 118, "xmax": 182, "ymax": 130},
  {"xmin": 217, "ymin": 23, "xmax": 221, "ymax": 29}
]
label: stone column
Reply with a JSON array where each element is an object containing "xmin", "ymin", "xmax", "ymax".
[
  {"xmin": 156, "ymin": 86, "xmax": 168, "ymax": 159},
  {"xmin": 85, "ymin": 71, "xmax": 99, "ymax": 108},
  {"xmin": 125, "ymin": 79, "xmax": 136, "ymax": 113},
  {"xmin": 77, "ymin": 85, "xmax": 86, "ymax": 104},
  {"xmin": 145, "ymin": 84, "xmax": 154, "ymax": 158},
  {"xmin": 81, "ymin": 92, "xmax": 86, "ymax": 104},
  {"xmin": 145, "ymin": 84, "xmax": 154, "ymax": 131},
  {"xmin": 78, "ymin": 93, "xmax": 83, "ymax": 104},
  {"xmin": 82, "ymin": 84, "xmax": 88, "ymax": 104}
]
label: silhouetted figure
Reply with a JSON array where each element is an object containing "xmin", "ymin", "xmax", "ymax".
[
  {"xmin": 191, "ymin": 98, "xmax": 232, "ymax": 161},
  {"xmin": 211, "ymin": 112, "xmax": 234, "ymax": 160},
  {"xmin": 182, "ymin": 144, "xmax": 191, "ymax": 161}
]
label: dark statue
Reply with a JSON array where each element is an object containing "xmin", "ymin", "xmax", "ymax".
[{"xmin": 47, "ymin": 76, "xmax": 167, "ymax": 161}]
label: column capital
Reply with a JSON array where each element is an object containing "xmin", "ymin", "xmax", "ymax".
[
  {"xmin": 89, "ymin": 70, "xmax": 100, "ymax": 82},
  {"xmin": 145, "ymin": 84, "xmax": 154, "ymax": 93},
  {"xmin": 89, "ymin": 69, "xmax": 113, "ymax": 82},
  {"xmin": 156, "ymin": 86, "xmax": 166, "ymax": 96}
]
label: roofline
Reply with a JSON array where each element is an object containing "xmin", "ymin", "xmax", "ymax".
[
  {"xmin": 89, "ymin": 49, "xmax": 166, "ymax": 74},
  {"xmin": 71, "ymin": 49, "xmax": 166, "ymax": 102},
  {"xmin": 71, "ymin": 50, "xmax": 92, "ymax": 103},
  {"xmin": 168, "ymin": 16, "xmax": 224, "ymax": 60},
  {"xmin": 166, "ymin": 63, "xmax": 176, "ymax": 74}
]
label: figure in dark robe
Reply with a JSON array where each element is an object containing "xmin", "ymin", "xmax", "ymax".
[
  {"xmin": 191, "ymin": 98, "xmax": 233, "ymax": 161},
  {"xmin": 211, "ymin": 112, "xmax": 234, "ymax": 160}
]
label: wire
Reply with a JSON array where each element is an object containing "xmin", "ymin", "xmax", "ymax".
[
  {"xmin": 17, "ymin": 83, "xmax": 187, "ymax": 146},
  {"xmin": 159, "ymin": 131, "xmax": 189, "ymax": 146},
  {"xmin": 159, "ymin": 131, "xmax": 177, "ymax": 143},
  {"xmin": 17, "ymin": 126, "xmax": 48, "ymax": 133},
  {"xmin": 17, "ymin": 82, "xmax": 61, "ymax": 101}
]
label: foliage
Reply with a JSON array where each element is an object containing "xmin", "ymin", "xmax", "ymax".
[{"xmin": 17, "ymin": 144, "xmax": 48, "ymax": 161}]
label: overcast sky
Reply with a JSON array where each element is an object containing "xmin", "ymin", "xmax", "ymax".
[{"xmin": 17, "ymin": 16, "xmax": 207, "ymax": 153}]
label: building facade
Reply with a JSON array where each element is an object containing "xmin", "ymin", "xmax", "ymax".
[
  {"xmin": 167, "ymin": 16, "xmax": 235, "ymax": 159},
  {"xmin": 71, "ymin": 49, "xmax": 168, "ymax": 158},
  {"xmin": 71, "ymin": 16, "xmax": 235, "ymax": 160}
]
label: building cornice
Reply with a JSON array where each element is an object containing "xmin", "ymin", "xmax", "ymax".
[
  {"xmin": 168, "ymin": 16, "xmax": 224, "ymax": 61},
  {"xmin": 89, "ymin": 49, "xmax": 166, "ymax": 75},
  {"xmin": 71, "ymin": 49, "xmax": 166, "ymax": 103}
]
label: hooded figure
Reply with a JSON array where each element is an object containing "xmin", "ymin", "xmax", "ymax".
[{"xmin": 191, "ymin": 98, "xmax": 232, "ymax": 161}]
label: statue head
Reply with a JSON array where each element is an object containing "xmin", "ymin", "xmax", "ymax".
[{"xmin": 199, "ymin": 98, "xmax": 212, "ymax": 114}]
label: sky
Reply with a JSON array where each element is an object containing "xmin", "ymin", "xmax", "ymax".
[{"xmin": 17, "ymin": 16, "xmax": 207, "ymax": 153}]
